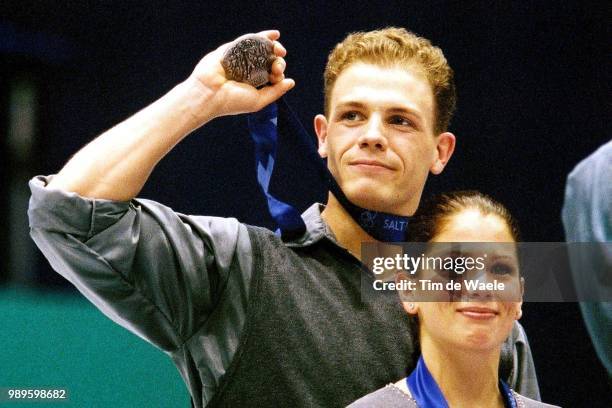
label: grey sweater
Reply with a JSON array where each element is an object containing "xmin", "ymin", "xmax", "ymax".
[{"xmin": 28, "ymin": 175, "xmax": 541, "ymax": 406}]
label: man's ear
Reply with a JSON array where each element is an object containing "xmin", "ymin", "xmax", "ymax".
[
  {"xmin": 430, "ymin": 132, "xmax": 456, "ymax": 175},
  {"xmin": 314, "ymin": 114, "xmax": 328, "ymax": 158}
]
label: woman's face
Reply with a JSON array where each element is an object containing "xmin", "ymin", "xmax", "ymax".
[{"xmin": 405, "ymin": 209, "xmax": 523, "ymax": 352}]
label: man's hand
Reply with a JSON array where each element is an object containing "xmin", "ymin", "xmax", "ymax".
[{"xmin": 187, "ymin": 30, "xmax": 295, "ymax": 122}]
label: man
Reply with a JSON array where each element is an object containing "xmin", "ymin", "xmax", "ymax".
[{"xmin": 28, "ymin": 28, "xmax": 540, "ymax": 406}]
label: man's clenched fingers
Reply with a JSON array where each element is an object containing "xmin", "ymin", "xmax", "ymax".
[{"xmin": 273, "ymin": 41, "xmax": 287, "ymax": 57}]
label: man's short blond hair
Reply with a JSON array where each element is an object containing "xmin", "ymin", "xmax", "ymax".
[{"xmin": 323, "ymin": 27, "xmax": 456, "ymax": 134}]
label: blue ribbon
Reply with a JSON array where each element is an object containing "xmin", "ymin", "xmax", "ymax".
[
  {"xmin": 500, "ymin": 380, "xmax": 518, "ymax": 408},
  {"xmin": 247, "ymin": 99, "xmax": 412, "ymax": 242},
  {"xmin": 407, "ymin": 356, "xmax": 449, "ymax": 408},
  {"xmin": 406, "ymin": 356, "xmax": 518, "ymax": 408},
  {"xmin": 247, "ymin": 102, "xmax": 306, "ymax": 240}
]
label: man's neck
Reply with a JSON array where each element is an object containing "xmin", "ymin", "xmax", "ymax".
[
  {"xmin": 419, "ymin": 336, "xmax": 505, "ymax": 408},
  {"xmin": 320, "ymin": 193, "xmax": 376, "ymax": 259}
]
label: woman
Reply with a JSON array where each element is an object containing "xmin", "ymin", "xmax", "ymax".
[{"xmin": 349, "ymin": 191, "xmax": 559, "ymax": 407}]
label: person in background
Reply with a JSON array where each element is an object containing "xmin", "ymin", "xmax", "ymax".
[{"xmin": 562, "ymin": 140, "xmax": 611, "ymax": 376}]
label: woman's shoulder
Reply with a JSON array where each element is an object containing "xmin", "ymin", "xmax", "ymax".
[
  {"xmin": 514, "ymin": 391, "xmax": 562, "ymax": 408},
  {"xmin": 347, "ymin": 384, "xmax": 561, "ymax": 408},
  {"xmin": 346, "ymin": 384, "xmax": 417, "ymax": 408}
]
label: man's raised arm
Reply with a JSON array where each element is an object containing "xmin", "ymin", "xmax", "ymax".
[{"xmin": 48, "ymin": 30, "xmax": 294, "ymax": 201}]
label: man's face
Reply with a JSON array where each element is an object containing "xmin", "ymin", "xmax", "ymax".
[{"xmin": 315, "ymin": 63, "xmax": 454, "ymax": 216}]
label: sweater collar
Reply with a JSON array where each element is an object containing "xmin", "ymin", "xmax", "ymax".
[{"xmin": 284, "ymin": 203, "xmax": 337, "ymax": 248}]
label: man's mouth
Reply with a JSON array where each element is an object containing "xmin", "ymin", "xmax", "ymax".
[{"xmin": 349, "ymin": 159, "xmax": 394, "ymax": 170}]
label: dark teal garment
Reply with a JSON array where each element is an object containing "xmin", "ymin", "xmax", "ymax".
[
  {"xmin": 28, "ymin": 175, "xmax": 541, "ymax": 406},
  {"xmin": 562, "ymin": 140, "xmax": 612, "ymax": 375}
]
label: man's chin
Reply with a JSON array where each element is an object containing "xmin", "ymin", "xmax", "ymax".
[
  {"xmin": 342, "ymin": 188, "xmax": 396, "ymax": 213},
  {"xmin": 337, "ymin": 178, "xmax": 417, "ymax": 215}
]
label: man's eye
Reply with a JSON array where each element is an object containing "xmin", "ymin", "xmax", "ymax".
[
  {"xmin": 490, "ymin": 262, "xmax": 514, "ymax": 275},
  {"xmin": 341, "ymin": 111, "xmax": 361, "ymax": 121},
  {"xmin": 389, "ymin": 116, "xmax": 413, "ymax": 127}
]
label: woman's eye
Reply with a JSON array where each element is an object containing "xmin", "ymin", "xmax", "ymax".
[
  {"xmin": 490, "ymin": 262, "xmax": 514, "ymax": 275},
  {"xmin": 434, "ymin": 267, "xmax": 459, "ymax": 281}
]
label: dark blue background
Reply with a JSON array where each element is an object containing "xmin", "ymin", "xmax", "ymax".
[{"xmin": 1, "ymin": 1, "xmax": 610, "ymax": 406}]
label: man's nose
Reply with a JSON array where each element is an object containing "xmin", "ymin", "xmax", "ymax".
[{"xmin": 357, "ymin": 116, "xmax": 387, "ymax": 150}]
